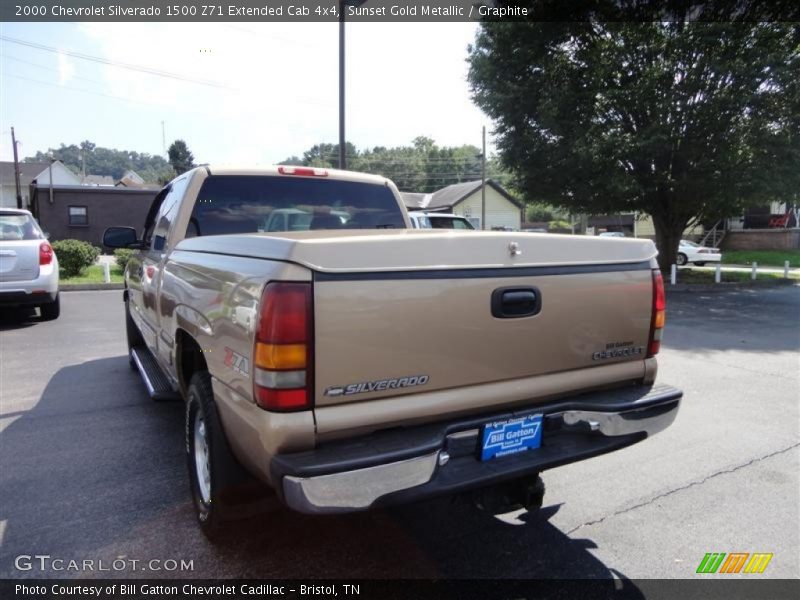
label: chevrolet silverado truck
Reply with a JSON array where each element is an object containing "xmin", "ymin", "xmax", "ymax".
[{"xmin": 103, "ymin": 165, "xmax": 681, "ymax": 539}]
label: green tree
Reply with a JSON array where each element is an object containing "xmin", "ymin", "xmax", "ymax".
[
  {"xmin": 468, "ymin": 17, "xmax": 799, "ymax": 269},
  {"xmin": 167, "ymin": 140, "xmax": 196, "ymax": 175},
  {"xmin": 281, "ymin": 137, "xmax": 508, "ymax": 194},
  {"xmin": 26, "ymin": 141, "xmax": 172, "ymax": 183}
]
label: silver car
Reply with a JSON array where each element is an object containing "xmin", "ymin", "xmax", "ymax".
[{"xmin": 0, "ymin": 208, "xmax": 60, "ymax": 319}]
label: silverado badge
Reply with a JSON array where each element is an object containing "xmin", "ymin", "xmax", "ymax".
[{"xmin": 325, "ymin": 375, "xmax": 430, "ymax": 397}]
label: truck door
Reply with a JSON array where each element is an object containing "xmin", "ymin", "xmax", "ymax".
[{"xmin": 139, "ymin": 176, "xmax": 189, "ymax": 367}]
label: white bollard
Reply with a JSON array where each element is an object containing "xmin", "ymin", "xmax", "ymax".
[
  {"xmin": 103, "ymin": 261, "xmax": 111, "ymax": 283},
  {"xmin": 670, "ymin": 264, "xmax": 677, "ymax": 285},
  {"xmin": 715, "ymin": 263, "xmax": 721, "ymax": 283},
  {"xmin": 785, "ymin": 260, "xmax": 790, "ymax": 279},
  {"xmin": 751, "ymin": 262, "xmax": 757, "ymax": 281}
]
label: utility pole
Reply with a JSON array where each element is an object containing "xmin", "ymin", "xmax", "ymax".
[
  {"xmin": 338, "ymin": 3, "xmax": 346, "ymax": 170},
  {"xmin": 48, "ymin": 152, "xmax": 54, "ymax": 205},
  {"xmin": 11, "ymin": 127, "xmax": 22, "ymax": 209},
  {"xmin": 481, "ymin": 125, "xmax": 486, "ymax": 230}
]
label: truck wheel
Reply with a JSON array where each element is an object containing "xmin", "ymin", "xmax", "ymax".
[
  {"xmin": 125, "ymin": 298, "xmax": 144, "ymax": 370},
  {"xmin": 676, "ymin": 253, "xmax": 688, "ymax": 266},
  {"xmin": 39, "ymin": 294, "xmax": 60, "ymax": 321},
  {"xmin": 185, "ymin": 371, "xmax": 254, "ymax": 540}
]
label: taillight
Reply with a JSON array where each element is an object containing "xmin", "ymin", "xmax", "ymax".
[
  {"xmin": 277, "ymin": 166, "xmax": 328, "ymax": 177},
  {"xmin": 39, "ymin": 242, "xmax": 53, "ymax": 266},
  {"xmin": 648, "ymin": 269, "xmax": 666, "ymax": 357},
  {"xmin": 253, "ymin": 282, "xmax": 313, "ymax": 411}
]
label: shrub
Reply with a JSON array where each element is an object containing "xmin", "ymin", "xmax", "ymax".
[
  {"xmin": 51, "ymin": 239, "xmax": 100, "ymax": 278},
  {"xmin": 526, "ymin": 204, "xmax": 554, "ymax": 223},
  {"xmin": 114, "ymin": 248, "xmax": 135, "ymax": 271},
  {"xmin": 548, "ymin": 219, "xmax": 572, "ymax": 231}
]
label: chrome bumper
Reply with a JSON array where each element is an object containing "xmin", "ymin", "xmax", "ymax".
[
  {"xmin": 279, "ymin": 385, "xmax": 681, "ymax": 515},
  {"xmin": 284, "ymin": 453, "xmax": 440, "ymax": 514}
]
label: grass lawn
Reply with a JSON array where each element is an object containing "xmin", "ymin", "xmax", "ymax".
[
  {"xmin": 721, "ymin": 249, "xmax": 800, "ymax": 268},
  {"xmin": 61, "ymin": 264, "xmax": 124, "ymax": 285},
  {"xmin": 676, "ymin": 268, "xmax": 800, "ymax": 285}
]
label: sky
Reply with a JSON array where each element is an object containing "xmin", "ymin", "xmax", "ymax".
[{"xmin": 0, "ymin": 22, "xmax": 493, "ymax": 167}]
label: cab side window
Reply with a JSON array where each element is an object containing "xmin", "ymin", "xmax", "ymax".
[{"xmin": 150, "ymin": 176, "xmax": 189, "ymax": 254}]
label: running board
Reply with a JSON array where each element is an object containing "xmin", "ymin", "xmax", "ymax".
[{"xmin": 130, "ymin": 346, "xmax": 181, "ymax": 401}]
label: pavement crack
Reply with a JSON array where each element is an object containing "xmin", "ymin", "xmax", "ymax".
[{"xmin": 565, "ymin": 442, "xmax": 800, "ymax": 536}]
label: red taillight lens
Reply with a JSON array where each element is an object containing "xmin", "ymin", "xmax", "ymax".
[
  {"xmin": 257, "ymin": 283, "xmax": 310, "ymax": 344},
  {"xmin": 277, "ymin": 166, "xmax": 328, "ymax": 177},
  {"xmin": 39, "ymin": 242, "xmax": 53, "ymax": 266},
  {"xmin": 254, "ymin": 282, "xmax": 313, "ymax": 412},
  {"xmin": 255, "ymin": 388, "xmax": 309, "ymax": 411},
  {"xmin": 648, "ymin": 270, "xmax": 666, "ymax": 357}
]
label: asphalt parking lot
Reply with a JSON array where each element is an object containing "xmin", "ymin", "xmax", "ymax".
[{"xmin": 1, "ymin": 286, "xmax": 798, "ymax": 581}]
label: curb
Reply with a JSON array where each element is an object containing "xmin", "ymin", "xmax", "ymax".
[
  {"xmin": 667, "ymin": 280, "xmax": 799, "ymax": 293},
  {"xmin": 61, "ymin": 283, "xmax": 124, "ymax": 291}
]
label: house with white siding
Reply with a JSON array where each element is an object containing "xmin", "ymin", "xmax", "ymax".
[
  {"xmin": 0, "ymin": 161, "xmax": 80, "ymax": 209},
  {"xmin": 400, "ymin": 179, "xmax": 522, "ymax": 230}
]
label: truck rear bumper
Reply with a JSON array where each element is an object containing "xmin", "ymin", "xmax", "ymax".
[{"xmin": 272, "ymin": 383, "xmax": 682, "ymax": 515}]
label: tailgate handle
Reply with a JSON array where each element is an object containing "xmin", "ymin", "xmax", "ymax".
[{"xmin": 491, "ymin": 286, "xmax": 541, "ymax": 319}]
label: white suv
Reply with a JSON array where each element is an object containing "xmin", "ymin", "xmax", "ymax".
[
  {"xmin": 408, "ymin": 211, "xmax": 475, "ymax": 230},
  {"xmin": 0, "ymin": 208, "xmax": 60, "ymax": 319}
]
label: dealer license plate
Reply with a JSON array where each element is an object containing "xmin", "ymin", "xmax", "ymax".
[{"xmin": 480, "ymin": 414, "xmax": 543, "ymax": 461}]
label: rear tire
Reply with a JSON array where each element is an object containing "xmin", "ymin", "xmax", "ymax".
[
  {"xmin": 185, "ymin": 371, "xmax": 259, "ymax": 541},
  {"xmin": 125, "ymin": 297, "xmax": 144, "ymax": 370},
  {"xmin": 676, "ymin": 253, "xmax": 688, "ymax": 266},
  {"xmin": 40, "ymin": 294, "xmax": 60, "ymax": 321}
]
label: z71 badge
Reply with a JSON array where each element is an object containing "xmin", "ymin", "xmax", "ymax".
[
  {"xmin": 325, "ymin": 375, "xmax": 429, "ymax": 397},
  {"xmin": 223, "ymin": 347, "xmax": 250, "ymax": 375}
]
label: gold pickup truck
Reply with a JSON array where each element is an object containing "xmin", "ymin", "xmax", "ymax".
[{"xmin": 104, "ymin": 165, "xmax": 681, "ymax": 539}]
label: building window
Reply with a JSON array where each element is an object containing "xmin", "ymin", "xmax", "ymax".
[{"xmin": 68, "ymin": 205, "xmax": 88, "ymax": 226}]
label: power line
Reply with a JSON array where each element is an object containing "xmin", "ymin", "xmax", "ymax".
[
  {"xmin": 315, "ymin": 156, "xmax": 488, "ymax": 165},
  {"xmin": 0, "ymin": 35, "xmax": 234, "ymax": 90},
  {"xmin": 2, "ymin": 72, "xmax": 160, "ymax": 106},
  {"xmin": 2, "ymin": 54, "xmax": 108, "ymax": 87},
  {"xmin": 1, "ymin": 72, "xmax": 224, "ymax": 120}
]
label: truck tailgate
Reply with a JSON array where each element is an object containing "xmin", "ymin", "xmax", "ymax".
[{"xmin": 313, "ymin": 265, "xmax": 653, "ymax": 407}]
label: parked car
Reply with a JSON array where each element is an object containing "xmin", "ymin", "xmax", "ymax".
[
  {"xmin": 407, "ymin": 211, "xmax": 475, "ymax": 230},
  {"xmin": 0, "ymin": 208, "xmax": 60, "ymax": 319},
  {"xmin": 104, "ymin": 165, "xmax": 681, "ymax": 540},
  {"xmin": 677, "ymin": 239, "xmax": 722, "ymax": 266}
]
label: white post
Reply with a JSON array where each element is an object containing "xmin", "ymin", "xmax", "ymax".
[
  {"xmin": 103, "ymin": 261, "xmax": 111, "ymax": 283},
  {"xmin": 715, "ymin": 263, "xmax": 721, "ymax": 283},
  {"xmin": 670, "ymin": 264, "xmax": 677, "ymax": 285},
  {"xmin": 751, "ymin": 262, "xmax": 757, "ymax": 281},
  {"xmin": 785, "ymin": 260, "xmax": 790, "ymax": 279}
]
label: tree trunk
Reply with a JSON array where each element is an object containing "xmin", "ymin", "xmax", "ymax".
[{"xmin": 652, "ymin": 216, "xmax": 686, "ymax": 273}]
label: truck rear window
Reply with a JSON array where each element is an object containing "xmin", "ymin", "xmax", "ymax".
[{"xmin": 186, "ymin": 175, "xmax": 405, "ymax": 237}]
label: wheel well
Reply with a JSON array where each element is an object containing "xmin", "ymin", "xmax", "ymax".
[{"xmin": 176, "ymin": 330, "xmax": 208, "ymax": 396}]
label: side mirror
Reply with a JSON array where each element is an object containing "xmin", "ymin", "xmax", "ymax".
[{"xmin": 103, "ymin": 226, "xmax": 142, "ymax": 249}]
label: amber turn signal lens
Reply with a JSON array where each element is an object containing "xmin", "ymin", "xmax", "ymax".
[{"xmin": 255, "ymin": 342, "xmax": 307, "ymax": 370}]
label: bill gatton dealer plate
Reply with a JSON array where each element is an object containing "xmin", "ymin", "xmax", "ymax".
[{"xmin": 480, "ymin": 414, "xmax": 543, "ymax": 461}]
